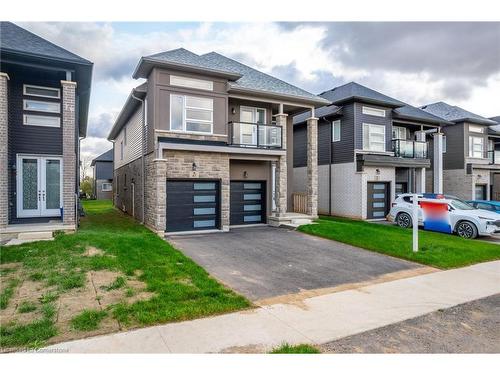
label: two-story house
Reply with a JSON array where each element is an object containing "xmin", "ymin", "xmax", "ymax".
[
  {"xmin": 91, "ymin": 149, "xmax": 113, "ymax": 200},
  {"xmin": 107, "ymin": 48, "xmax": 328, "ymax": 234},
  {"xmin": 293, "ymin": 82, "xmax": 449, "ymax": 220},
  {"xmin": 0, "ymin": 22, "xmax": 93, "ymax": 239},
  {"xmin": 421, "ymin": 102, "xmax": 500, "ymax": 200}
]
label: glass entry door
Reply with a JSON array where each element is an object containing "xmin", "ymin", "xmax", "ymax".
[
  {"xmin": 17, "ymin": 155, "xmax": 62, "ymax": 218},
  {"xmin": 239, "ymin": 106, "xmax": 266, "ymax": 146}
]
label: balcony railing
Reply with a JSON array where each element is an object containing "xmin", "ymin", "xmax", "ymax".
[
  {"xmin": 228, "ymin": 122, "xmax": 283, "ymax": 149},
  {"xmin": 392, "ymin": 139, "xmax": 428, "ymax": 159}
]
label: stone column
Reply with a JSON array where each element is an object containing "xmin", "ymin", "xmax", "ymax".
[
  {"xmin": 275, "ymin": 112, "xmax": 288, "ymax": 216},
  {"xmin": 0, "ymin": 73, "xmax": 9, "ymax": 229},
  {"xmin": 433, "ymin": 132, "xmax": 444, "ymax": 194},
  {"xmin": 306, "ymin": 116, "xmax": 318, "ymax": 217},
  {"xmin": 61, "ymin": 80, "xmax": 77, "ymax": 226}
]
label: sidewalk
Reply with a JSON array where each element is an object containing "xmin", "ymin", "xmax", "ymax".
[{"xmin": 47, "ymin": 260, "xmax": 500, "ymax": 353}]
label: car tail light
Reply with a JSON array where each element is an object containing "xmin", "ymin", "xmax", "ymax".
[{"xmin": 391, "ymin": 203, "xmax": 397, "ymax": 207}]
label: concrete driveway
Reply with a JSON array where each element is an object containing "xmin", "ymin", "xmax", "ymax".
[{"xmin": 168, "ymin": 226, "xmax": 425, "ymax": 301}]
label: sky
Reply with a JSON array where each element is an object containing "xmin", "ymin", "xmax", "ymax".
[{"xmin": 18, "ymin": 22, "xmax": 500, "ymax": 163}]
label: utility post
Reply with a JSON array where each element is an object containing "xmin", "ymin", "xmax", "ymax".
[{"xmin": 413, "ymin": 194, "xmax": 419, "ymax": 252}]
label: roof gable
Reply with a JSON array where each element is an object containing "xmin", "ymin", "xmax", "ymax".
[
  {"xmin": 91, "ymin": 149, "xmax": 113, "ymax": 166},
  {"xmin": 320, "ymin": 82, "xmax": 405, "ymax": 107},
  {"xmin": 420, "ymin": 102, "xmax": 497, "ymax": 125}
]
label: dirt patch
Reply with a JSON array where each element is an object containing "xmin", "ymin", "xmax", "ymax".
[
  {"xmin": 83, "ymin": 246, "xmax": 105, "ymax": 257},
  {"xmin": 219, "ymin": 344, "xmax": 266, "ymax": 354},
  {"xmin": 90, "ymin": 270, "xmax": 122, "ymax": 290}
]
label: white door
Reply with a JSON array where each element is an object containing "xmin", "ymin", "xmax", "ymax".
[
  {"xmin": 17, "ymin": 155, "xmax": 62, "ymax": 218},
  {"xmin": 240, "ymin": 107, "xmax": 266, "ymax": 146}
]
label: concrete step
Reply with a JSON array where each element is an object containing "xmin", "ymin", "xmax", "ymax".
[
  {"xmin": 17, "ymin": 231, "xmax": 53, "ymax": 240},
  {"xmin": 4, "ymin": 237, "xmax": 54, "ymax": 246}
]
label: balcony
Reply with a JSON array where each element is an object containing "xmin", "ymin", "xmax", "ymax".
[
  {"xmin": 228, "ymin": 122, "xmax": 283, "ymax": 149},
  {"xmin": 392, "ymin": 139, "xmax": 428, "ymax": 159}
]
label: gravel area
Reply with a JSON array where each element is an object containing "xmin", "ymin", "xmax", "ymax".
[{"xmin": 321, "ymin": 294, "xmax": 500, "ymax": 353}]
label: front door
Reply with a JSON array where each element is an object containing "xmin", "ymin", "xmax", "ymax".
[
  {"xmin": 17, "ymin": 155, "xmax": 62, "ymax": 218},
  {"xmin": 240, "ymin": 106, "xmax": 266, "ymax": 146},
  {"xmin": 367, "ymin": 182, "xmax": 390, "ymax": 219},
  {"xmin": 475, "ymin": 184, "xmax": 487, "ymax": 200}
]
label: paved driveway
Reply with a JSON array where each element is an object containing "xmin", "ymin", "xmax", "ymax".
[{"xmin": 168, "ymin": 226, "xmax": 423, "ymax": 301}]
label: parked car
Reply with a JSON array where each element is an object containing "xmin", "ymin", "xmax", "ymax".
[
  {"xmin": 387, "ymin": 194, "xmax": 500, "ymax": 239},
  {"xmin": 467, "ymin": 200, "xmax": 500, "ymax": 214}
]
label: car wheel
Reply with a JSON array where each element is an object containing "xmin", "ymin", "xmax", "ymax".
[
  {"xmin": 396, "ymin": 212, "xmax": 412, "ymax": 229},
  {"xmin": 456, "ymin": 221, "xmax": 478, "ymax": 239}
]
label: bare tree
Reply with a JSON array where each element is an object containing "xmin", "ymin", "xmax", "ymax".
[{"xmin": 80, "ymin": 156, "xmax": 92, "ymax": 182}]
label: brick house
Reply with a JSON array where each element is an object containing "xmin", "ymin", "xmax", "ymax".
[
  {"xmin": 0, "ymin": 22, "xmax": 93, "ymax": 238},
  {"xmin": 107, "ymin": 48, "xmax": 328, "ymax": 234}
]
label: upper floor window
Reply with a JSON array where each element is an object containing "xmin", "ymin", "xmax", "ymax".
[
  {"xmin": 332, "ymin": 120, "xmax": 341, "ymax": 142},
  {"xmin": 23, "ymin": 84, "xmax": 60, "ymax": 99},
  {"xmin": 469, "ymin": 136, "xmax": 484, "ymax": 158},
  {"xmin": 469, "ymin": 124, "xmax": 485, "ymax": 134},
  {"xmin": 392, "ymin": 126, "xmax": 407, "ymax": 140},
  {"xmin": 363, "ymin": 123, "xmax": 386, "ymax": 152},
  {"xmin": 170, "ymin": 94, "xmax": 213, "ymax": 134},
  {"xmin": 362, "ymin": 106, "xmax": 385, "ymax": 117},
  {"xmin": 23, "ymin": 99, "xmax": 60, "ymax": 113},
  {"xmin": 23, "ymin": 114, "xmax": 60, "ymax": 128},
  {"xmin": 170, "ymin": 75, "xmax": 213, "ymax": 91}
]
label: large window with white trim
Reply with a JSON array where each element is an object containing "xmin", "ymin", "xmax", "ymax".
[
  {"xmin": 469, "ymin": 124, "xmax": 485, "ymax": 134},
  {"xmin": 362, "ymin": 106, "xmax": 386, "ymax": 117},
  {"xmin": 469, "ymin": 136, "xmax": 485, "ymax": 158},
  {"xmin": 332, "ymin": 120, "xmax": 341, "ymax": 142},
  {"xmin": 23, "ymin": 114, "xmax": 60, "ymax": 127},
  {"xmin": 170, "ymin": 75, "xmax": 213, "ymax": 91},
  {"xmin": 23, "ymin": 84, "xmax": 60, "ymax": 99},
  {"xmin": 23, "ymin": 99, "xmax": 60, "ymax": 113},
  {"xmin": 363, "ymin": 123, "xmax": 386, "ymax": 152},
  {"xmin": 170, "ymin": 94, "xmax": 213, "ymax": 134}
]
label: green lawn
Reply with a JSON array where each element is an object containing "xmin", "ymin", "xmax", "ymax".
[
  {"xmin": 298, "ymin": 216, "xmax": 500, "ymax": 269},
  {"xmin": 269, "ymin": 343, "xmax": 320, "ymax": 354},
  {"xmin": 0, "ymin": 200, "xmax": 250, "ymax": 349}
]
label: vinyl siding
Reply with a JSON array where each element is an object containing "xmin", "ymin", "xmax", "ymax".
[
  {"xmin": 114, "ymin": 107, "xmax": 143, "ymax": 169},
  {"xmin": 442, "ymin": 123, "xmax": 465, "ymax": 169},
  {"xmin": 354, "ymin": 102, "xmax": 392, "ymax": 151},
  {"xmin": 95, "ymin": 161, "xmax": 113, "ymax": 180},
  {"xmin": 332, "ymin": 103, "xmax": 355, "ymax": 164}
]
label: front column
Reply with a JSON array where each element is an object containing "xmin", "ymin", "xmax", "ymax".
[
  {"xmin": 275, "ymin": 112, "xmax": 288, "ymax": 216},
  {"xmin": 0, "ymin": 73, "xmax": 9, "ymax": 228},
  {"xmin": 306, "ymin": 116, "xmax": 318, "ymax": 217},
  {"xmin": 61, "ymin": 80, "xmax": 77, "ymax": 226},
  {"xmin": 433, "ymin": 132, "xmax": 444, "ymax": 194}
]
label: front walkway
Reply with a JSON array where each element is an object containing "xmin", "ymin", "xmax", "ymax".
[{"xmin": 46, "ymin": 260, "xmax": 500, "ymax": 353}]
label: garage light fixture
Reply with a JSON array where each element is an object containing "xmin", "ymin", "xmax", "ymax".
[{"xmin": 192, "ymin": 162, "xmax": 197, "ymax": 171}]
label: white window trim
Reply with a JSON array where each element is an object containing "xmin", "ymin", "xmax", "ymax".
[
  {"xmin": 392, "ymin": 126, "xmax": 407, "ymax": 140},
  {"xmin": 362, "ymin": 106, "xmax": 386, "ymax": 117},
  {"xmin": 469, "ymin": 124, "xmax": 485, "ymax": 134},
  {"xmin": 332, "ymin": 120, "xmax": 341, "ymax": 142},
  {"xmin": 23, "ymin": 84, "xmax": 61, "ymax": 99},
  {"xmin": 170, "ymin": 94, "xmax": 214, "ymax": 135},
  {"xmin": 23, "ymin": 99, "xmax": 60, "ymax": 114},
  {"xmin": 239, "ymin": 106, "xmax": 267, "ymax": 146},
  {"xmin": 363, "ymin": 123, "xmax": 386, "ymax": 152},
  {"xmin": 102, "ymin": 183, "xmax": 112, "ymax": 192},
  {"xmin": 170, "ymin": 75, "xmax": 213, "ymax": 91},
  {"xmin": 469, "ymin": 136, "xmax": 485, "ymax": 158},
  {"xmin": 23, "ymin": 114, "xmax": 60, "ymax": 128}
]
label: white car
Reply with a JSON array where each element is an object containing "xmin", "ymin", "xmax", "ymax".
[{"xmin": 387, "ymin": 194, "xmax": 500, "ymax": 239}]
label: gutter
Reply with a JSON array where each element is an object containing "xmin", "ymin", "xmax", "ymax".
[{"xmin": 130, "ymin": 90, "xmax": 146, "ymax": 224}]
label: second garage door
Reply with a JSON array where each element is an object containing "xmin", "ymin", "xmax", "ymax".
[
  {"xmin": 230, "ymin": 181, "xmax": 266, "ymax": 225},
  {"xmin": 166, "ymin": 180, "xmax": 220, "ymax": 232}
]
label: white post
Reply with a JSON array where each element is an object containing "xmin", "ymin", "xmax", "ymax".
[
  {"xmin": 412, "ymin": 194, "xmax": 419, "ymax": 252},
  {"xmin": 433, "ymin": 132, "xmax": 443, "ymax": 194}
]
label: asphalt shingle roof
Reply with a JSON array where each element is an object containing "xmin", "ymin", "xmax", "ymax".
[
  {"xmin": 393, "ymin": 104, "xmax": 451, "ymax": 125},
  {"xmin": 140, "ymin": 48, "xmax": 327, "ymax": 103},
  {"xmin": 0, "ymin": 22, "xmax": 91, "ymax": 64},
  {"xmin": 293, "ymin": 105, "xmax": 342, "ymax": 125},
  {"xmin": 420, "ymin": 102, "xmax": 497, "ymax": 125},
  {"xmin": 489, "ymin": 116, "xmax": 500, "ymax": 124},
  {"xmin": 91, "ymin": 149, "xmax": 113, "ymax": 166},
  {"xmin": 319, "ymin": 82, "xmax": 405, "ymax": 107}
]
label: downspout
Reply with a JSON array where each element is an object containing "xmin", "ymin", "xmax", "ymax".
[
  {"xmin": 131, "ymin": 91, "xmax": 146, "ymax": 224},
  {"xmin": 322, "ymin": 116, "xmax": 332, "ymax": 216}
]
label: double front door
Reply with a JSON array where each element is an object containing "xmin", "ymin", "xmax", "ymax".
[{"xmin": 17, "ymin": 155, "xmax": 63, "ymax": 218}]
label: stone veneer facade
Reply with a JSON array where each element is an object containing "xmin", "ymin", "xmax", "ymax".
[
  {"xmin": 274, "ymin": 113, "xmax": 288, "ymax": 216},
  {"xmin": 0, "ymin": 73, "xmax": 9, "ymax": 228},
  {"xmin": 61, "ymin": 80, "xmax": 77, "ymax": 226},
  {"xmin": 306, "ymin": 117, "xmax": 318, "ymax": 217}
]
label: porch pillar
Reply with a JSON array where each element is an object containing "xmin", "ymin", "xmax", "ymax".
[
  {"xmin": 432, "ymin": 132, "xmax": 444, "ymax": 194},
  {"xmin": 416, "ymin": 167, "xmax": 426, "ymax": 193},
  {"xmin": 306, "ymin": 116, "xmax": 318, "ymax": 217},
  {"xmin": 0, "ymin": 73, "xmax": 9, "ymax": 228},
  {"xmin": 275, "ymin": 111, "xmax": 288, "ymax": 216},
  {"xmin": 61, "ymin": 80, "xmax": 77, "ymax": 226}
]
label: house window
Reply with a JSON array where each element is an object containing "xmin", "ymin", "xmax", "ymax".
[
  {"xmin": 102, "ymin": 183, "xmax": 112, "ymax": 192},
  {"xmin": 120, "ymin": 141, "xmax": 124, "ymax": 160},
  {"xmin": 332, "ymin": 120, "xmax": 341, "ymax": 142},
  {"xmin": 363, "ymin": 123, "xmax": 386, "ymax": 152},
  {"xmin": 170, "ymin": 75, "xmax": 213, "ymax": 91},
  {"xmin": 392, "ymin": 126, "xmax": 407, "ymax": 140},
  {"xmin": 23, "ymin": 114, "xmax": 60, "ymax": 128},
  {"xmin": 443, "ymin": 136, "xmax": 447, "ymax": 153},
  {"xmin": 23, "ymin": 99, "xmax": 60, "ymax": 113},
  {"xmin": 469, "ymin": 136, "xmax": 484, "ymax": 158},
  {"xmin": 170, "ymin": 94, "xmax": 213, "ymax": 134},
  {"xmin": 362, "ymin": 106, "xmax": 385, "ymax": 117},
  {"xmin": 469, "ymin": 124, "xmax": 485, "ymax": 134},
  {"xmin": 23, "ymin": 84, "xmax": 60, "ymax": 99}
]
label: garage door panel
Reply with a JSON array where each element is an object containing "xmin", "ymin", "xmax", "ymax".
[{"xmin": 230, "ymin": 181, "xmax": 265, "ymax": 225}]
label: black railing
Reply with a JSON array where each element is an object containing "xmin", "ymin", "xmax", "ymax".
[
  {"xmin": 392, "ymin": 139, "xmax": 428, "ymax": 159},
  {"xmin": 228, "ymin": 121, "xmax": 283, "ymax": 149}
]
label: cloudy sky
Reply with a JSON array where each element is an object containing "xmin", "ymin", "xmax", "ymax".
[{"xmin": 18, "ymin": 22, "xmax": 500, "ymax": 162}]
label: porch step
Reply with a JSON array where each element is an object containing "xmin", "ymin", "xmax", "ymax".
[
  {"xmin": 268, "ymin": 213, "xmax": 316, "ymax": 229},
  {"xmin": 4, "ymin": 237, "xmax": 54, "ymax": 246},
  {"xmin": 17, "ymin": 231, "xmax": 53, "ymax": 240}
]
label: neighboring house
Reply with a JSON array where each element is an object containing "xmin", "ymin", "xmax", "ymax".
[
  {"xmin": 0, "ymin": 22, "xmax": 92, "ymax": 237},
  {"xmin": 91, "ymin": 149, "xmax": 114, "ymax": 200},
  {"xmin": 107, "ymin": 48, "xmax": 328, "ymax": 234},
  {"xmin": 421, "ymin": 102, "xmax": 500, "ymax": 200},
  {"xmin": 293, "ymin": 82, "xmax": 450, "ymax": 220}
]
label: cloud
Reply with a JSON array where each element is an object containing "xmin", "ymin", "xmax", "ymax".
[{"xmin": 87, "ymin": 112, "xmax": 115, "ymax": 138}]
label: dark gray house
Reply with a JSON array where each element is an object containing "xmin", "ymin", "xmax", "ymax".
[
  {"xmin": 421, "ymin": 102, "xmax": 500, "ymax": 200},
  {"xmin": 0, "ymin": 22, "xmax": 92, "ymax": 238},
  {"xmin": 91, "ymin": 149, "xmax": 113, "ymax": 200},
  {"xmin": 293, "ymin": 82, "xmax": 449, "ymax": 220}
]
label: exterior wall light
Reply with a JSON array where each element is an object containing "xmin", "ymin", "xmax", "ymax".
[{"xmin": 192, "ymin": 162, "xmax": 197, "ymax": 171}]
